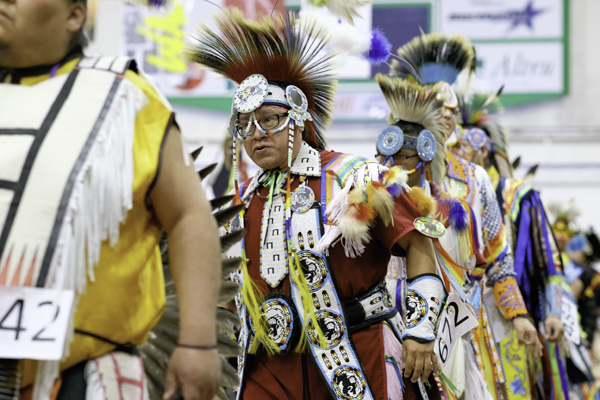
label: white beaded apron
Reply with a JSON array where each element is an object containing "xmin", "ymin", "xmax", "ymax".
[{"xmin": 0, "ymin": 56, "xmax": 148, "ymax": 400}]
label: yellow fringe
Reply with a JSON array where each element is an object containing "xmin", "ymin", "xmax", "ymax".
[
  {"xmin": 289, "ymin": 248, "xmax": 328, "ymax": 351},
  {"xmin": 408, "ymin": 186, "xmax": 437, "ymax": 217},
  {"xmin": 241, "ymin": 256, "xmax": 277, "ymax": 355}
]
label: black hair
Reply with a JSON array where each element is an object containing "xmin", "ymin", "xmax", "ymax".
[
  {"xmin": 70, "ymin": 0, "xmax": 88, "ymax": 49},
  {"xmin": 393, "ymin": 120, "xmax": 425, "ymax": 137}
]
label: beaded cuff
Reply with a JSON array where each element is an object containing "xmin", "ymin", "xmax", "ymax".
[
  {"xmin": 403, "ymin": 273, "xmax": 446, "ymax": 342},
  {"xmin": 545, "ymin": 278, "xmax": 563, "ymax": 319},
  {"xmin": 493, "ymin": 277, "xmax": 529, "ymax": 320}
]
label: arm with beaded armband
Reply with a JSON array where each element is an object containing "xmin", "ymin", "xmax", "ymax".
[
  {"xmin": 492, "ymin": 277, "xmax": 529, "ymax": 320},
  {"xmin": 478, "ymin": 169, "xmax": 529, "ymax": 319},
  {"xmin": 403, "ymin": 273, "xmax": 447, "ymax": 342}
]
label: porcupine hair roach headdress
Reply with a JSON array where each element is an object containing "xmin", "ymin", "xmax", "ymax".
[
  {"xmin": 458, "ymin": 87, "xmax": 513, "ymax": 178},
  {"xmin": 376, "ymin": 75, "xmax": 447, "ymax": 185},
  {"xmin": 185, "ymin": 9, "xmax": 336, "ymax": 151},
  {"xmin": 390, "ymin": 32, "xmax": 476, "ymax": 86}
]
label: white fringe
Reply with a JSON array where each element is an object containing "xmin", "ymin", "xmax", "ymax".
[
  {"xmin": 383, "ymin": 324, "xmax": 404, "ymax": 400},
  {"xmin": 464, "ymin": 338, "xmax": 494, "ymax": 400},
  {"xmin": 325, "ymin": 178, "xmax": 353, "ymax": 225},
  {"xmin": 33, "ymin": 78, "xmax": 146, "ymax": 400},
  {"xmin": 315, "ymin": 178, "xmax": 353, "ymax": 254},
  {"xmin": 341, "ymin": 237, "xmax": 366, "ymax": 258}
]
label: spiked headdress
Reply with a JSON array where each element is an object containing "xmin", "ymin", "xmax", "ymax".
[
  {"xmin": 376, "ymin": 74, "xmax": 447, "ymax": 185},
  {"xmin": 458, "ymin": 88, "xmax": 513, "ymax": 177},
  {"xmin": 390, "ymin": 32, "xmax": 476, "ymax": 85},
  {"xmin": 186, "ymin": 10, "xmax": 336, "ymax": 151},
  {"xmin": 389, "ymin": 32, "xmax": 476, "ymax": 109}
]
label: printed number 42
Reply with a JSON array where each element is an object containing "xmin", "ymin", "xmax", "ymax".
[{"xmin": 0, "ymin": 299, "xmax": 59, "ymax": 341}]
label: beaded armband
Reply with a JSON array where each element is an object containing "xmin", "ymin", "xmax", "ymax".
[
  {"xmin": 545, "ymin": 277, "xmax": 563, "ymax": 319},
  {"xmin": 403, "ymin": 273, "xmax": 446, "ymax": 343},
  {"xmin": 493, "ymin": 277, "xmax": 529, "ymax": 320}
]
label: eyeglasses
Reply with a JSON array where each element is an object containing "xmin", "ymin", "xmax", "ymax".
[{"xmin": 236, "ymin": 113, "xmax": 289, "ymax": 140}]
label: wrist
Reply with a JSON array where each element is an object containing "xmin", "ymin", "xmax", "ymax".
[
  {"xmin": 511, "ymin": 314, "xmax": 530, "ymax": 321},
  {"xmin": 177, "ymin": 343, "xmax": 217, "ymax": 351}
]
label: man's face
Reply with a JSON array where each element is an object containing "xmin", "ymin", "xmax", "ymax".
[
  {"xmin": 459, "ymin": 139, "xmax": 487, "ymax": 167},
  {"xmin": 376, "ymin": 145, "xmax": 420, "ymax": 171},
  {"xmin": 437, "ymin": 106, "xmax": 456, "ymax": 139},
  {"xmin": 241, "ymin": 105, "xmax": 301, "ymax": 171},
  {"xmin": 0, "ymin": 0, "xmax": 84, "ymax": 67}
]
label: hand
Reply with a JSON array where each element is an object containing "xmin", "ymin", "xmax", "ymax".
[
  {"xmin": 402, "ymin": 339, "xmax": 440, "ymax": 384},
  {"xmin": 545, "ymin": 316, "xmax": 564, "ymax": 342},
  {"xmin": 512, "ymin": 317, "xmax": 543, "ymax": 358},
  {"xmin": 163, "ymin": 347, "xmax": 221, "ymax": 400}
]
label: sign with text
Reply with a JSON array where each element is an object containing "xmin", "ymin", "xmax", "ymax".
[
  {"xmin": 0, "ymin": 287, "xmax": 74, "ymax": 360},
  {"xmin": 440, "ymin": 0, "xmax": 564, "ymax": 40},
  {"xmin": 473, "ymin": 42, "xmax": 564, "ymax": 93}
]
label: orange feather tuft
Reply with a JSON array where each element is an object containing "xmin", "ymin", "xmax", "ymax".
[{"xmin": 408, "ymin": 187, "xmax": 437, "ymax": 217}]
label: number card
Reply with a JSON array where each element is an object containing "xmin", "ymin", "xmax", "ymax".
[
  {"xmin": 434, "ymin": 290, "xmax": 478, "ymax": 368},
  {"xmin": 0, "ymin": 287, "xmax": 74, "ymax": 360},
  {"xmin": 561, "ymin": 294, "xmax": 580, "ymax": 345}
]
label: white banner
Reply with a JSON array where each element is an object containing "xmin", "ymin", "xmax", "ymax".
[
  {"xmin": 440, "ymin": 0, "xmax": 564, "ymax": 39},
  {"xmin": 473, "ymin": 42, "xmax": 564, "ymax": 93},
  {"xmin": 332, "ymin": 92, "xmax": 388, "ymax": 120}
]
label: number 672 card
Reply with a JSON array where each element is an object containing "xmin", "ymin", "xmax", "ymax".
[{"xmin": 0, "ymin": 287, "xmax": 74, "ymax": 360}]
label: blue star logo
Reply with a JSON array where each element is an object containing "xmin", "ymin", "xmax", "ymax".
[{"xmin": 509, "ymin": 1, "xmax": 546, "ymax": 30}]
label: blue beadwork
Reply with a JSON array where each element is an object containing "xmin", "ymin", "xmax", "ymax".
[
  {"xmin": 377, "ymin": 126, "xmax": 404, "ymax": 156},
  {"xmin": 417, "ymin": 130, "xmax": 437, "ymax": 161}
]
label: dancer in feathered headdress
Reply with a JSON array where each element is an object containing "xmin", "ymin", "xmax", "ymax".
[
  {"xmin": 455, "ymin": 88, "xmax": 575, "ymax": 400},
  {"xmin": 457, "ymin": 87, "xmax": 583, "ymax": 400},
  {"xmin": 188, "ymin": 10, "xmax": 448, "ymax": 400},
  {"xmin": 374, "ymin": 75, "xmax": 496, "ymax": 400},
  {"xmin": 456, "ymin": 88, "xmax": 513, "ymax": 178},
  {"xmin": 385, "ymin": 32, "xmax": 546, "ymax": 400}
]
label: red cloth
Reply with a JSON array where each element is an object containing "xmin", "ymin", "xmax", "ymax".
[{"xmin": 240, "ymin": 150, "xmax": 438, "ymax": 400}]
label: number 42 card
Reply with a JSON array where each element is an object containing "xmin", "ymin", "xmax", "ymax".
[{"xmin": 0, "ymin": 287, "xmax": 74, "ymax": 360}]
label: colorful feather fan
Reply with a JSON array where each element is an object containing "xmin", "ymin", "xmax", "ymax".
[
  {"xmin": 185, "ymin": 10, "xmax": 336, "ymax": 150},
  {"xmin": 390, "ymin": 32, "xmax": 476, "ymax": 85},
  {"xmin": 376, "ymin": 75, "xmax": 447, "ymax": 185}
]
